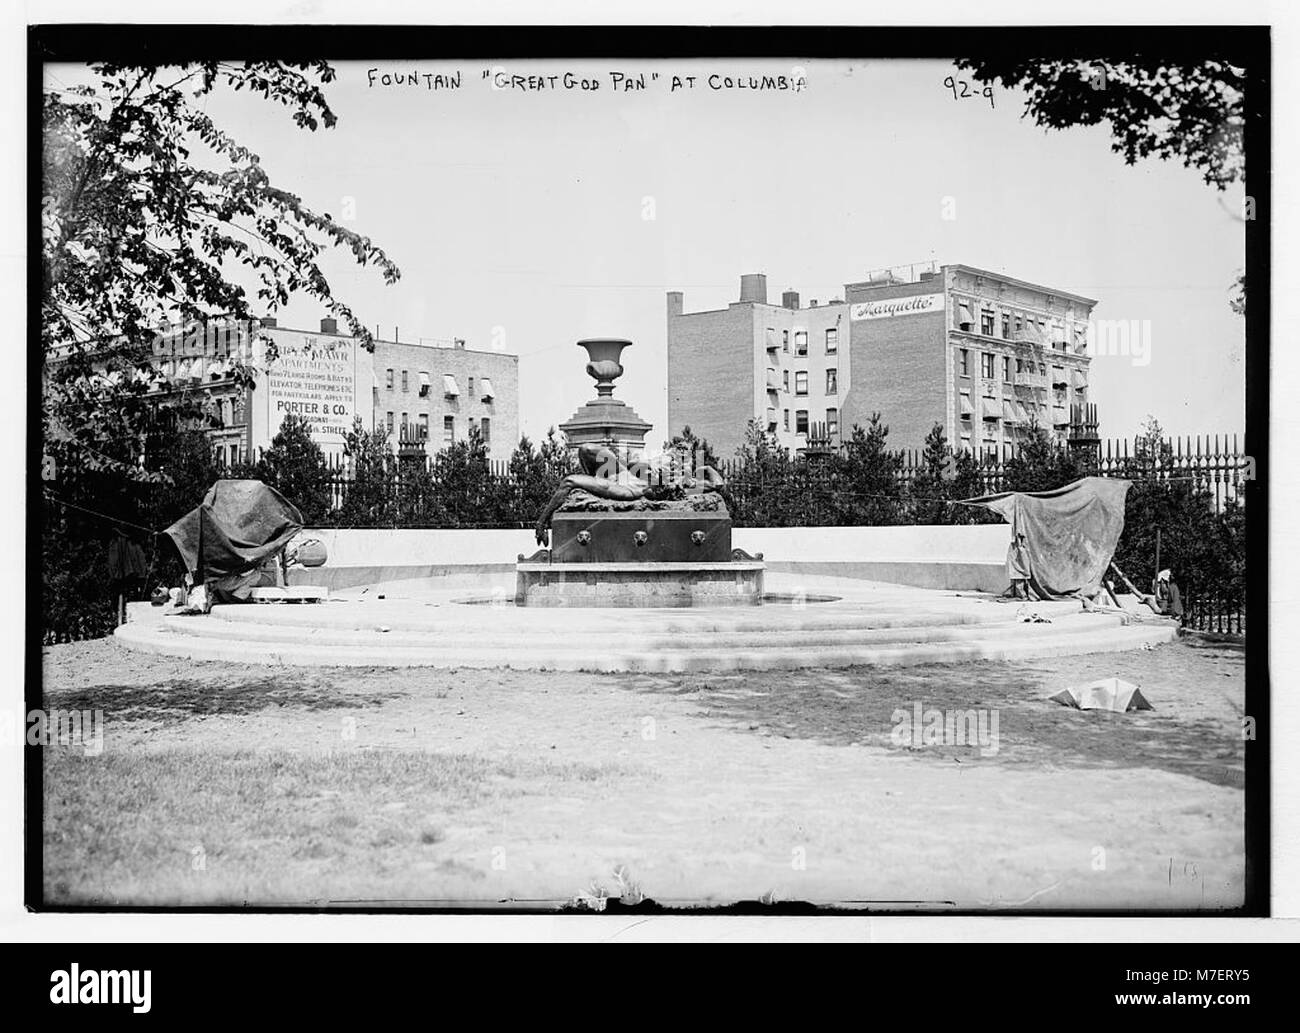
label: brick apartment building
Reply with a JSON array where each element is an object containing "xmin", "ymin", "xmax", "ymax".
[
  {"xmin": 144, "ymin": 316, "xmax": 519, "ymax": 464},
  {"xmin": 666, "ymin": 265, "xmax": 1097, "ymax": 460}
]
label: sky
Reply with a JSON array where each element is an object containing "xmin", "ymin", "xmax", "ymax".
[{"xmin": 49, "ymin": 57, "xmax": 1248, "ymax": 448}]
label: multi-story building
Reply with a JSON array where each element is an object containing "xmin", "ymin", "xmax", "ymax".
[
  {"xmin": 667, "ymin": 265, "xmax": 1097, "ymax": 459},
  {"xmin": 144, "ymin": 315, "xmax": 519, "ymax": 463},
  {"xmin": 364, "ymin": 332, "xmax": 518, "ymax": 461}
]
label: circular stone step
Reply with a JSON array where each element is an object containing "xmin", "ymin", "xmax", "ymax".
[{"xmin": 115, "ymin": 574, "xmax": 1178, "ymax": 671}]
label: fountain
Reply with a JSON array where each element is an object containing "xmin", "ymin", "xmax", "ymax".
[{"xmin": 515, "ymin": 338, "xmax": 764, "ymax": 607}]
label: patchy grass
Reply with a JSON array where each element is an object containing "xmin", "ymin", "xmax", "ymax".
[
  {"xmin": 43, "ymin": 675, "xmax": 406, "ymax": 725},
  {"xmin": 636, "ymin": 644, "xmax": 1247, "ymax": 788},
  {"xmin": 43, "ymin": 747, "xmax": 626, "ymax": 905}
]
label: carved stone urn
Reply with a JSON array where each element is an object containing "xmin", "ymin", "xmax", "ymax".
[{"xmin": 578, "ymin": 338, "xmax": 631, "ymax": 398}]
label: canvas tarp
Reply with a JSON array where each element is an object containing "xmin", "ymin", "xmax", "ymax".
[
  {"xmin": 960, "ymin": 476, "xmax": 1131, "ymax": 600},
  {"xmin": 160, "ymin": 480, "xmax": 304, "ymax": 580},
  {"xmin": 1050, "ymin": 677, "xmax": 1153, "ymax": 712}
]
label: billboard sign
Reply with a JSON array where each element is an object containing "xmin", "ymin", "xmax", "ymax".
[{"xmin": 265, "ymin": 334, "xmax": 357, "ymax": 447}]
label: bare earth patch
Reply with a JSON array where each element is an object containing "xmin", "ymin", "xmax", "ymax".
[{"xmin": 39, "ymin": 636, "xmax": 1246, "ymax": 911}]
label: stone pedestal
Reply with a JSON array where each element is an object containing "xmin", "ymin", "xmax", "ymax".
[
  {"xmin": 517, "ymin": 510, "xmax": 763, "ymax": 607},
  {"xmin": 550, "ymin": 510, "xmax": 732, "ymax": 563},
  {"xmin": 515, "ymin": 560, "xmax": 764, "ymax": 608}
]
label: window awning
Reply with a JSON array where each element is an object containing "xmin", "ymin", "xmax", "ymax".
[
  {"xmin": 1016, "ymin": 401, "xmax": 1032, "ymax": 423},
  {"xmin": 479, "ymin": 377, "xmax": 495, "ymax": 400},
  {"xmin": 959, "ymin": 393, "xmax": 973, "ymax": 416},
  {"xmin": 1002, "ymin": 400, "xmax": 1019, "ymax": 422},
  {"xmin": 418, "ymin": 372, "xmax": 431, "ymax": 388},
  {"xmin": 1052, "ymin": 366, "xmax": 1068, "ymax": 387},
  {"xmin": 1072, "ymin": 369, "xmax": 1086, "ymax": 389},
  {"xmin": 442, "ymin": 374, "xmax": 459, "ymax": 397},
  {"xmin": 957, "ymin": 301, "xmax": 974, "ymax": 326}
]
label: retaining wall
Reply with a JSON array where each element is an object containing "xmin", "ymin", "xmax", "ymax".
[{"xmin": 289, "ymin": 524, "xmax": 1011, "ymax": 593}]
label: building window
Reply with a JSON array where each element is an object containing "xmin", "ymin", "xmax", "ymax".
[
  {"xmin": 401, "ymin": 412, "xmax": 408, "ymax": 431},
  {"xmin": 386, "ymin": 411, "xmax": 394, "ymax": 432},
  {"xmin": 825, "ymin": 368, "xmax": 838, "ymax": 394},
  {"xmin": 959, "ymin": 348, "xmax": 969, "ymax": 376},
  {"xmin": 980, "ymin": 310, "xmax": 995, "ymax": 336},
  {"xmin": 981, "ymin": 352, "xmax": 995, "ymax": 379},
  {"xmin": 418, "ymin": 371, "xmax": 430, "ymax": 397},
  {"xmin": 825, "ymin": 327, "xmax": 838, "ymax": 354},
  {"xmin": 766, "ymin": 327, "xmax": 777, "ymax": 349},
  {"xmin": 418, "ymin": 412, "xmax": 429, "ymax": 439},
  {"xmin": 480, "ymin": 416, "xmax": 490, "ymax": 443},
  {"xmin": 794, "ymin": 331, "xmax": 808, "ymax": 356},
  {"xmin": 1015, "ymin": 315, "xmax": 1023, "ymax": 334},
  {"xmin": 401, "ymin": 370, "xmax": 409, "ymax": 393},
  {"xmin": 795, "ymin": 371, "xmax": 808, "ymax": 395},
  {"xmin": 1002, "ymin": 356, "xmax": 1012, "ymax": 382},
  {"xmin": 443, "ymin": 415, "xmax": 454, "ymax": 445},
  {"xmin": 783, "ymin": 370, "xmax": 789, "ymax": 392},
  {"xmin": 782, "ymin": 330, "xmax": 790, "ymax": 353},
  {"xmin": 795, "ymin": 410, "xmax": 809, "ymax": 435},
  {"xmin": 468, "ymin": 376, "xmax": 475, "ymax": 398},
  {"xmin": 1002, "ymin": 314, "xmax": 1010, "ymax": 339},
  {"xmin": 386, "ymin": 368, "xmax": 394, "ymax": 390},
  {"xmin": 826, "ymin": 408, "xmax": 839, "ymax": 437},
  {"xmin": 783, "ymin": 409, "xmax": 789, "ymax": 431}
]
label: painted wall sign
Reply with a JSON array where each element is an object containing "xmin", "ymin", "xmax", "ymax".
[
  {"xmin": 850, "ymin": 293, "xmax": 945, "ymax": 321},
  {"xmin": 265, "ymin": 334, "xmax": 357, "ymax": 446}
]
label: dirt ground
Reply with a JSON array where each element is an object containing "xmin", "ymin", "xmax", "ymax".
[{"xmin": 39, "ymin": 636, "xmax": 1247, "ymax": 911}]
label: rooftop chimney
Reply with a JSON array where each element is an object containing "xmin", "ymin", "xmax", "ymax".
[
  {"xmin": 320, "ymin": 316, "xmax": 338, "ymax": 334},
  {"xmin": 739, "ymin": 273, "xmax": 768, "ymax": 305},
  {"xmin": 454, "ymin": 338, "xmax": 466, "ymax": 349},
  {"xmin": 782, "ymin": 290, "xmax": 800, "ymax": 310},
  {"xmin": 666, "ymin": 291, "xmax": 684, "ymax": 317},
  {"xmin": 809, "ymin": 299, "xmax": 819, "ymax": 308}
]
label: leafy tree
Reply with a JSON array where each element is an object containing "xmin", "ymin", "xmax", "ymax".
[
  {"xmin": 506, "ymin": 428, "xmax": 573, "ymax": 525},
  {"xmin": 954, "ymin": 56, "xmax": 1247, "ymax": 311},
  {"xmin": 663, "ymin": 425, "xmax": 721, "ymax": 483},
  {"xmin": 834, "ymin": 415, "xmax": 904, "ymax": 525},
  {"xmin": 728, "ymin": 419, "xmax": 796, "ymax": 526},
  {"xmin": 430, "ymin": 426, "xmax": 496, "ymax": 527},
  {"xmin": 42, "ymin": 61, "xmax": 401, "ymax": 482},
  {"xmin": 257, "ymin": 413, "xmax": 332, "ymax": 524},
  {"xmin": 42, "ymin": 61, "xmax": 399, "ymax": 631},
  {"xmin": 336, "ymin": 417, "xmax": 394, "ymax": 526},
  {"xmin": 954, "ymin": 57, "xmax": 1244, "ymax": 189},
  {"xmin": 908, "ymin": 422, "xmax": 955, "ymax": 525},
  {"xmin": 1002, "ymin": 422, "xmax": 1081, "ymax": 494}
]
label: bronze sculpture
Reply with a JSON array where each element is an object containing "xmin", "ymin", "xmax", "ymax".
[{"xmin": 534, "ymin": 442, "xmax": 732, "ymax": 545}]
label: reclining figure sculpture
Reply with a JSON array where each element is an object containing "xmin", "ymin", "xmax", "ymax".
[{"xmin": 534, "ymin": 442, "xmax": 732, "ymax": 546}]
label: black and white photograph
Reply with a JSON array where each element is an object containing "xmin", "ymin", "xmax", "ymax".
[{"xmin": 10, "ymin": 3, "xmax": 1286, "ymax": 950}]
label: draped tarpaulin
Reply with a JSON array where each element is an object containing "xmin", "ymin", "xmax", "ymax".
[
  {"xmin": 960, "ymin": 477, "xmax": 1131, "ymax": 600},
  {"xmin": 160, "ymin": 480, "xmax": 303, "ymax": 580}
]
